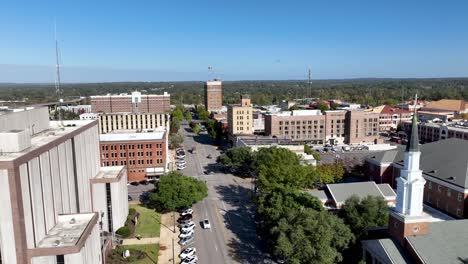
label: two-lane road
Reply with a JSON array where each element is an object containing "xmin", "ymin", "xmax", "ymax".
[{"xmin": 178, "ymin": 123, "xmax": 263, "ymax": 264}]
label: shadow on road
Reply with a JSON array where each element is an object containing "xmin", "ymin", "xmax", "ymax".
[{"xmin": 215, "ymin": 184, "xmax": 265, "ymax": 263}]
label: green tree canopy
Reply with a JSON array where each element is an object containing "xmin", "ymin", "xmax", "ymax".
[
  {"xmin": 169, "ymin": 132, "xmax": 184, "ymax": 149},
  {"xmin": 196, "ymin": 105, "xmax": 209, "ymax": 121},
  {"xmin": 218, "ymin": 147, "xmax": 255, "ymax": 177},
  {"xmin": 192, "ymin": 124, "xmax": 201, "ymax": 135},
  {"xmin": 338, "ymin": 195, "xmax": 389, "ymax": 238},
  {"xmin": 314, "ymin": 163, "xmax": 345, "ymax": 183},
  {"xmin": 185, "ymin": 111, "xmax": 192, "ymax": 123},
  {"xmin": 149, "ymin": 172, "xmax": 207, "ymax": 211},
  {"xmin": 171, "ymin": 107, "xmax": 184, "ymax": 123},
  {"xmin": 170, "ymin": 118, "xmax": 180, "ymax": 134}
]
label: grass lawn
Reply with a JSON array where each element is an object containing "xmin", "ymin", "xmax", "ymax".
[
  {"xmin": 109, "ymin": 244, "xmax": 159, "ymax": 264},
  {"xmin": 130, "ymin": 204, "xmax": 161, "ymax": 238}
]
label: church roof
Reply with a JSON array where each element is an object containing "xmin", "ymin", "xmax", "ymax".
[
  {"xmin": 405, "ymin": 110, "xmax": 419, "ymax": 152},
  {"xmin": 364, "ymin": 220, "xmax": 468, "ymax": 264}
]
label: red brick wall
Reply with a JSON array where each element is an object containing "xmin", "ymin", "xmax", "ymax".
[
  {"xmin": 91, "ymin": 96, "xmax": 170, "ymax": 114},
  {"xmin": 388, "ymin": 214, "xmax": 429, "ymax": 246},
  {"xmin": 423, "ymin": 179, "xmax": 466, "ymax": 218},
  {"xmin": 100, "ymin": 139, "xmax": 166, "ymax": 182}
]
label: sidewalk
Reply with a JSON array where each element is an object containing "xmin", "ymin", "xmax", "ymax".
[
  {"xmin": 157, "ymin": 213, "xmax": 181, "ymax": 264},
  {"xmin": 122, "ymin": 237, "xmax": 160, "ymax": 245}
]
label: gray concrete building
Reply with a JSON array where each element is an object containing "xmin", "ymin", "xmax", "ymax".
[{"xmin": 0, "ymin": 107, "xmax": 127, "ymax": 264}]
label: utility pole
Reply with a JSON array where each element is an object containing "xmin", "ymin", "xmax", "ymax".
[{"xmin": 308, "ymin": 66, "xmax": 312, "ymax": 99}]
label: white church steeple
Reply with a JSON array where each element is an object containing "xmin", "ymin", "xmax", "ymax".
[{"xmin": 395, "ymin": 94, "xmax": 426, "ymax": 216}]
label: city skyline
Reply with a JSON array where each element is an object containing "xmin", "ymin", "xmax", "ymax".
[{"xmin": 1, "ymin": 1, "xmax": 468, "ymax": 82}]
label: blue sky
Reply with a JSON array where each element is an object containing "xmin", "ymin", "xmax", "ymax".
[{"xmin": 1, "ymin": 0, "xmax": 468, "ymax": 82}]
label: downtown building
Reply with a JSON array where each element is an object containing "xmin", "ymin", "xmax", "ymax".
[
  {"xmin": 90, "ymin": 91, "xmax": 170, "ymax": 114},
  {"xmin": 0, "ymin": 107, "xmax": 128, "ymax": 264},
  {"xmin": 227, "ymin": 95, "xmax": 254, "ymax": 138},
  {"xmin": 367, "ymin": 105, "xmax": 413, "ymax": 132},
  {"xmin": 264, "ymin": 109, "xmax": 380, "ymax": 145},
  {"xmin": 99, "ymin": 129, "xmax": 169, "ymax": 182},
  {"xmin": 204, "ymin": 80, "xmax": 223, "ymax": 112},
  {"xmin": 401, "ymin": 120, "xmax": 468, "ymax": 143}
]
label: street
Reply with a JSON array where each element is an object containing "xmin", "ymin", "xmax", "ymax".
[{"xmin": 179, "ymin": 123, "xmax": 264, "ymax": 264}]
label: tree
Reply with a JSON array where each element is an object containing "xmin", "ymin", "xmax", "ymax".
[
  {"xmin": 317, "ymin": 103, "xmax": 330, "ymax": 113},
  {"xmin": 192, "ymin": 124, "xmax": 201, "ymax": 135},
  {"xmin": 256, "ymin": 185, "xmax": 353, "ymax": 264},
  {"xmin": 185, "ymin": 111, "xmax": 192, "ymax": 123},
  {"xmin": 170, "ymin": 118, "xmax": 180, "ymax": 134},
  {"xmin": 169, "ymin": 132, "xmax": 184, "ymax": 149},
  {"xmin": 314, "ymin": 163, "xmax": 345, "ymax": 183},
  {"xmin": 171, "ymin": 107, "xmax": 184, "ymax": 123},
  {"xmin": 149, "ymin": 171, "xmax": 207, "ymax": 211},
  {"xmin": 218, "ymin": 147, "xmax": 254, "ymax": 177},
  {"xmin": 255, "ymin": 147, "xmax": 310, "ymax": 190},
  {"xmin": 196, "ymin": 105, "xmax": 209, "ymax": 121},
  {"xmin": 304, "ymin": 144, "xmax": 321, "ymax": 161},
  {"xmin": 207, "ymin": 119, "xmax": 223, "ymax": 141},
  {"xmin": 338, "ymin": 195, "xmax": 389, "ymax": 238}
]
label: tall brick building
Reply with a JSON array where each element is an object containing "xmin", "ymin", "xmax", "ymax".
[
  {"xmin": 91, "ymin": 91, "xmax": 170, "ymax": 114},
  {"xmin": 204, "ymin": 80, "xmax": 222, "ymax": 112},
  {"xmin": 99, "ymin": 129, "xmax": 169, "ymax": 182}
]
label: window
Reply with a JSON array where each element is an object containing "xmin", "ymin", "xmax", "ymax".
[
  {"xmin": 437, "ymin": 185, "xmax": 442, "ymax": 192},
  {"xmin": 447, "ymin": 189, "xmax": 451, "ymax": 197},
  {"xmin": 457, "ymin": 209, "xmax": 462, "ymax": 217},
  {"xmin": 458, "ymin": 193, "xmax": 463, "ymax": 202}
]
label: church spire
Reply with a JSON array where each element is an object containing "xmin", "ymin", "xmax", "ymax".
[{"xmin": 405, "ymin": 94, "xmax": 419, "ymax": 152}]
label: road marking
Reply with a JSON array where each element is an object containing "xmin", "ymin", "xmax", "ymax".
[{"xmin": 215, "ymin": 245, "xmax": 218, "ymax": 252}]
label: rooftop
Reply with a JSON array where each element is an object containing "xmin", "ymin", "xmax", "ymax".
[
  {"xmin": 269, "ymin": 109, "xmax": 323, "ymax": 117},
  {"xmin": 100, "ymin": 129, "xmax": 166, "ymax": 142},
  {"xmin": 368, "ymin": 105, "xmax": 412, "ymax": 115},
  {"xmin": 327, "ymin": 182, "xmax": 396, "ymax": 205},
  {"xmin": 424, "ymin": 99, "xmax": 467, "ymax": 112},
  {"xmin": 36, "ymin": 213, "xmax": 97, "ymax": 248},
  {"xmin": 90, "ymin": 92, "xmax": 169, "ymax": 98},
  {"xmin": 91, "ymin": 166, "xmax": 126, "ymax": 183},
  {"xmin": 0, "ymin": 120, "xmax": 96, "ymax": 162}
]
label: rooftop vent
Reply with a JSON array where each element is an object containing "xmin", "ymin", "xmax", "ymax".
[
  {"xmin": 52, "ymin": 240, "xmax": 61, "ymax": 247},
  {"xmin": 429, "ymin": 170, "xmax": 438, "ymax": 174},
  {"xmin": 69, "ymin": 218, "xmax": 76, "ymax": 224},
  {"xmin": 446, "ymin": 176, "xmax": 455, "ymax": 180}
]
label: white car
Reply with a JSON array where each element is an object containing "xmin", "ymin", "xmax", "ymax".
[
  {"xmin": 176, "ymin": 154, "xmax": 186, "ymax": 159},
  {"xmin": 179, "ymin": 229, "xmax": 194, "ymax": 238},
  {"xmin": 177, "ymin": 165, "xmax": 186, "ymax": 170},
  {"xmin": 201, "ymin": 219, "xmax": 211, "ymax": 229},
  {"xmin": 181, "ymin": 255, "xmax": 198, "ymax": 264},
  {"xmin": 180, "ymin": 209, "xmax": 193, "ymax": 216},
  {"xmin": 179, "ymin": 247, "xmax": 196, "ymax": 259},
  {"xmin": 176, "ymin": 160, "xmax": 186, "ymax": 165},
  {"xmin": 181, "ymin": 222, "xmax": 196, "ymax": 232}
]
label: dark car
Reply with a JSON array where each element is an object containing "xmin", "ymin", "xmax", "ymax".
[
  {"xmin": 206, "ymin": 154, "xmax": 212, "ymax": 159},
  {"xmin": 130, "ymin": 181, "xmax": 140, "ymax": 186},
  {"xmin": 177, "ymin": 214, "xmax": 193, "ymax": 223},
  {"xmin": 128, "ymin": 195, "xmax": 133, "ymax": 201},
  {"xmin": 140, "ymin": 180, "xmax": 150, "ymax": 185}
]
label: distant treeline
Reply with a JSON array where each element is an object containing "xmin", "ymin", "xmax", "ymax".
[{"xmin": 1, "ymin": 78, "xmax": 467, "ymax": 106}]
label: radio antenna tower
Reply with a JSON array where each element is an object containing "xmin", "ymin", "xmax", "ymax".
[
  {"xmin": 307, "ymin": 66, "xmax": 312, "ymax": 99},
  {"xmin": 54, "ymin": 21, "xmax": 64, "ymax": 125}
]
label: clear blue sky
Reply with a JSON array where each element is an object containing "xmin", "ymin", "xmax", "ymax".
[{"xmin": 1, "ymin": 0, "xmax": 468, "ymax": 82}]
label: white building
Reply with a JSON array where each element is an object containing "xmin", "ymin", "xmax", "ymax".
[{"xmin": 0, "ymin": 107, "xmax": 127, "ymax": 264}]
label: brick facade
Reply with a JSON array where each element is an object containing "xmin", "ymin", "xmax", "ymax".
[
  {"xmin": 100, "ymin": 140, "xmax": 167, "ymax": 182},
  {"xmin": 91, "ymin": 93, "xmax": 170, "ymax": 114},
  {"xmin": 204, "ymin": 80, "xmax": 222, "ymax": 112}
]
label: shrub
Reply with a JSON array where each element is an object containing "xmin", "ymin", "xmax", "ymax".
[
  {"xmin": 129, "ymin": 208, "xmax": 137, "ymax": 216},
  {"xmin": 116, "ymin": 226, "xmax": 131, "ymax": 238}
]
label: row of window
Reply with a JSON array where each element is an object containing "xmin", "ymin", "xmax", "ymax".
[
  {"xmin": 428, "ymin": 181, "xmax": 464, "ymax": 201},
  {"xmin": 101, "ymin": 143, "xmax": 163, "ymax": 151},
  {"xmin": 279, "ymin": 120, "xmax": 324, "ymax": 125},
  {"xmin": 102, "ymin": 158, "xmax": 164, "ymax": 166}
]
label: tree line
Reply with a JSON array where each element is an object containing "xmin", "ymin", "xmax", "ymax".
[{"xmin": 1, "ymin": 78, "xmax": 467, "ymax": 106}]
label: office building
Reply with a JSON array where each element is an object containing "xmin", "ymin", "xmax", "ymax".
[
  {"xmin": 227, "ymin": 95, "xmax": 253, "ymax": 136},
  {"xmin": 99, "ymin": 129, "xmax": 169, "ymax": 182},
  {"xmin": 98, "ymin": 113, "xmax": 170, "ymax": 134},
  {"xmin": 0, "ymin": 107, "xmax": 127, "ymax": 264},
  {"xmin": 401, "ymin": 120, "xmax": 468, "ymax": 143},
  {"xmin": 204, "ymin": 80, "xmax": 222, "ymax": 112},
  {"xmin": 91, "ymin": 91, "xmax": 170, "ymax": 114},
  {"xmin": 264, "ymin": 109, "xmax": 380, "ymax": 145}
]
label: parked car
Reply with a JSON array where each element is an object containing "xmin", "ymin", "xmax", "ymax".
[
  {"xmin": 178, "ymin": 214, "xmax": 192, "ymax": 222},
  {"xmin": 201, "ymin": 219, "xmax": 211, "ymax": 229},
  {"xmin": 179, "ymin": 229, "xmax": 194, "ymax": 238},
  {"xmin": 128, "ymin": 195, "xmax": 133, "ymax": 201},
  {"xmin": 139, "ymin": 180, "xmax": 150, "ymax": 185},
  {"xmin": 177, "ymin": 165, "xmax": 186, "ymax": 170},
  {"xmin": 178, "ymin": 219, "xmax": 192, "ymax": 225},
  {"xmin": 180, "ymin": 222, "xmax": 196, "ymax": 231},
  {"xmin": 178, "ymin": 235, "xmax": 195, "ymax": 246},
  {"xmin": 180, "ymin": 247, "xmax": 196, "ymax": 259},
  {"xmin": 180, "ymin": 255, "xmax": 198, "ymax": 264},
  {"xmin": 130, "ymin": 181, "xmax": 140, "ymax": 186},
  {"xmin": 180, "ymin": 209, "xmax": 193, "ymax": 216},
  {"xmin": 206, "ymin": 154, "xmax": 212, "ymax": 159},
  {"xmin": 178, "ymin": 220, "xmax": 194, "ymax": 227}
]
